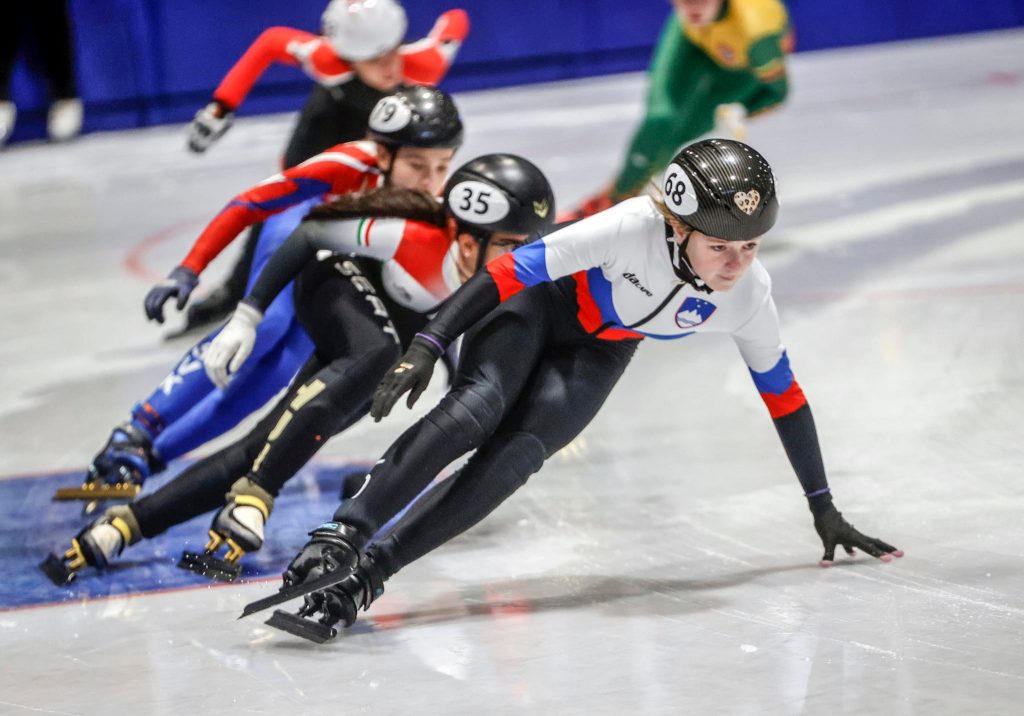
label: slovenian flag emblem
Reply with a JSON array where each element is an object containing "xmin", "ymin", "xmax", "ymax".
[{"xmin": 675, "ymin": 297, "xmax": 717, "ymax": 328}]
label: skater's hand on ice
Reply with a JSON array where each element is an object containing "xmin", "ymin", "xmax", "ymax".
[
  {"xmin": 204, "ymin": 302, "xmax": 262, "ymax": 389},
  {"xmin": 813, "ymin": 504, "xmax": 903, "ymax": 567},
  {"xmin": 187, "ymin": 101, "xmax": 234, "ymax": 153},
  {"xmin": 371, "ymin": 335, "xmax": 443, "ymax": 421},
  {"xmin": 144, "ymin": 265, "xmax": 199, "ymax": 323}
]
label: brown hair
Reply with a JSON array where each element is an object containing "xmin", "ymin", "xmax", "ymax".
[
  {"xmin": 648, "ymin": 180, "xmax": 693, "ymax": 235},
  {"xmin": 304, "ymin": 186, "xmax": 448, "ymax": 227}
]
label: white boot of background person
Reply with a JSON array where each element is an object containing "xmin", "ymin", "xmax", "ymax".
[
  {"xmin": 47, "ymin": 97, "xmax": 83, "ymax": 142},
  {"xmin": 0, "ymin": 101, "xmax": 16, "ymax": 145}
]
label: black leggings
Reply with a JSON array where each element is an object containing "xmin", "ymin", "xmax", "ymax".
[
  {"xmin": 131, "ymin": 257, "xmax": 401, "ymax": 538},
  {"xmin": 282, "ymin": 82, "xmax": 387, "ymax": 169},
  {"xmin": 0, "ymin": 0, "xmax": 77, "ymax": 101},
  {"xmin": 334, "ymin": 280, "xmax": 639, "ymax": 577}
]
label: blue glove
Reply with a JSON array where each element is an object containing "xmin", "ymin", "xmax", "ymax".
[{"xmin": 144, "ymin": 266, "xmax": 199, "ymax": 323}]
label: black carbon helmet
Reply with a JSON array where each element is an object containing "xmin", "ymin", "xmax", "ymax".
[
  {"xmin": 443, "ymin": 153, "xmax": 555, "ymax": 239},
  {"xmin": 661, "ymin": 139, "xmax": 778, "ymax": 241},
  {"xmin": 366, "ymin": 85, "xmax": 464, "ymax": 149}
]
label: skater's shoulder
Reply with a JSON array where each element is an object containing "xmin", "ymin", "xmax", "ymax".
[{"xmin": 727, "ymin": 0, "xmax": 790, "ymax": 37}]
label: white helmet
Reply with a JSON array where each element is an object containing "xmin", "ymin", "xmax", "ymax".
[{"xmin": 321, "ymin": 0, "xmax": 408, "ymax": 61}]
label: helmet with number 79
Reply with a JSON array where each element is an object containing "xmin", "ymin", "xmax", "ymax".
[
  {"xmin": 321, "ymin": 0, "xmax": 408, "ymax": 61},
  {"xmin": 366, "ymin": 85, "xmax": 464, "ymax": 150},
  {"xmin": 661, "ymin": 139, "xmax": 778, "ymax": 241},
  {"xmin": 443, "ymin": 154, "xmax": 555, "ymax": 240}
]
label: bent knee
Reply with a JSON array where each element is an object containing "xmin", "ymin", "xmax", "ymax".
[
  {"xmin": 429, "ymin": 383, "xmax": 508, "ymax": 446},
  {"xmin": 504, "ymin": 432, "xmax": 547, "ymax": 486}
]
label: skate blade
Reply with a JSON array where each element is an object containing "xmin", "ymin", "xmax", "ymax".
[
  {"xmin": 265, "ymin": 609, "xmax": 337, "ymax": 643},
  {"xmin": 240, "ymin": 566, "xmax": 354, "ymax": 618},
  {"xmin": 52, "ymin": 484, "xmax": 141, "ymax": 502},
  {"xmin": 39, "ymin": 553, "xmax": 76, "ymax": 587},
  {"xmin": 177, "ymin": 551, "xmax": 241, "ymax": 582}
]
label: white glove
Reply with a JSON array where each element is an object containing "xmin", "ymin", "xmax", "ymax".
[
  {"xmin": 204, "ymin": 302, "xmax": 263, "ymax": 389},
  {"xmin": 714, "ymin": 103, "xmax": 748, "ymax": 141},
  {"xmin": 187, "ymin": 101, "xmax": 234, "ymax": 153}
]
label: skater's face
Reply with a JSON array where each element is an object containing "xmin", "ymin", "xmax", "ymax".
[
  {"xmin": 352, "ymin": 48, "xmax": 403, "ymax": 91},
  {"xmin": 672, "ymin": 0, "xmax": 724, "ymax": 27},
  {"xmin": 454, "ymin": 231, "xmax": 530, "ymax": 281},
  {"xmin": 677, "ymin": 227, "xmax": 760, "ymax": 292},
  {"xmin": 382, "ymin": 146, "xmax": 456, "ymax": 196}
]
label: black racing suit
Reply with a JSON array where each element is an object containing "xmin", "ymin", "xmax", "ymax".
[
  {"xmin": 130, "ymin": 256, "xmax": 418, "ymax": 538},
  {"xmin": 333, "ymin": 277, "xmax": 640, "ymax": 578}
]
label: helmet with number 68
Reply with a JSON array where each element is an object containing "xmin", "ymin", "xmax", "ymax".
[
  {"xmin": 443, "ymin": 154, "xmax": 555, "ymax": 240},
  {"xmin": 661, "ymin": 139, "xmax": 778, "ymax": 241}
]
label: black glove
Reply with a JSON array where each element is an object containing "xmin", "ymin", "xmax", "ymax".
[
  {"xmin": 281, "ymin": 522, "xmax": 361, "ymax": 588},
  {"xmin": 370, "ymin": 336, "xmax": 443, "ymax": 421},
  {"xmin": 812, "ymin": 503, "xmax": 902, "ymax": 566},
  {"xmin": 144, "ymin": 266, "xmax": 199, "ymax": 323}
]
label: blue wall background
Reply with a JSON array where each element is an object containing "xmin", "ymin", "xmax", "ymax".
[{"xmin": 6, "ymin": 0, "xmax": 1024, "ymax": 143}]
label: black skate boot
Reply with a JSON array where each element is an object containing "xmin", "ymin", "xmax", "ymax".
[
  {"xmin": 53, "ymin": 423, "xmax": 165, "ymax": 513},
  {"xmin": 40, "ymin": 505, "xmax": 142, "ymax": 586},
  {"xmin": 239, "ymin": 521, "xmax": 365, "ymax": 619},
  {"xmin": 178, "ymin": 477, "xmax": 273, "ymax": 582},
  {"xmin": 266, "ymin": 552, "xmax": 387, "ymax": 643}
]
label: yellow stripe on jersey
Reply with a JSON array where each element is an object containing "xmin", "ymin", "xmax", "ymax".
[{"xmin": 683, "ymin": 0, "xmax": 789, "ymax": 70}]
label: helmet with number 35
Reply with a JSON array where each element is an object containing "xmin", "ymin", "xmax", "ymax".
[
  {"xmin": 661, "ymin": 139, "xmax": 778, "ymax": 242},
  {"xmin": 443, "ymin": 154, "xmax": 555, "ymax": 240}
]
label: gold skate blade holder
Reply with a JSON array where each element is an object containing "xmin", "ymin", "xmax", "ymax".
[
  {"xmin": 178, "ymin": 549, "xmax": 242, "ymax": 583},
  {"xmin": 52, "ymin": 483, "xmax": 141, "ymax": 502},
  {"xmin": 39, "ymin": 549, "xmax": 81, "ymax": 587}
]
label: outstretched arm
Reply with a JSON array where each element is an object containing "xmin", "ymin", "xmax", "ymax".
[
  {"xmin": 371, "ymin": 214, "xmax": 615, "ymax": 419},
  {"xmin": 741, "ymin": 29, "xmax": 790, "ymax": 117},
  {"xmin": 737, "ymin": 297, "xmax": 902, "ymax": 566},
  {"xmin": 203, "ymin": 215, "xmax": 408, "ymax": 388},
  {"xmin": 399, "ymin": 9, "xmax": 470, "ymax": 84},
  {"xmin": 212, "ymin": 27, "xmax": 319, "ymax": 111}
]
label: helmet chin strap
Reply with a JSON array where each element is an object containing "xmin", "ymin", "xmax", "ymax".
[
  {"xmin": 665, "ymin": 223, "xmax": 712, "ymax": 293},
  {"xmin": 379, "ymin": 143, "xmax": 399, "ymax": 185},
  {"xmin": 454, "ymin": 223, "xmax": 492, "ymax": 281}
]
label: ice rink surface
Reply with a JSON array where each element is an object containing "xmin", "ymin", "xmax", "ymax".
[{"xmin": 2, "ymin": 29, "xmax": 1024, "ymax": 715}]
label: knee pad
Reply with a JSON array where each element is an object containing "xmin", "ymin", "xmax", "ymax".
[
  {"xmin": 474, "ymin": 431, "xmax": 547, "ymax": 495},
  {"xmin": 427, "ymin": 384, "xmax": 507, "ymax": 449}
]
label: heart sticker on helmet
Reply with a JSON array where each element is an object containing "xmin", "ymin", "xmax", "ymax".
[
  {"xmin": 448, "ymin": 180, "xmax": 511, "ymax": 224},
  {"xmin": 662, "ymin": 163, "xmax": 699, "ymax": 216},
  {"xmin": 369, "ymin": 97, "xmax": 412, "ymax": 133},
  {"xmin": 733, "ymin": 189, "xmax": 761, "ymax": 215}
]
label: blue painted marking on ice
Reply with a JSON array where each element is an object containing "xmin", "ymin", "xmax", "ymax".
[{"xmin": 0, "ymin": 459, "xmax": 433, "ymax": 610}]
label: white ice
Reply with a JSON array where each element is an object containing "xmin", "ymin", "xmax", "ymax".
[{"xmin": 2, "ymin": 29, "xmax": 1024, "ymax": 715}]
